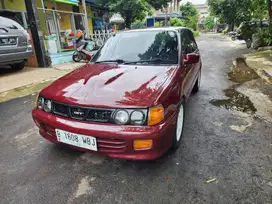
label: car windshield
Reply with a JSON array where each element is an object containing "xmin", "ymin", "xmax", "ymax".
[{"xmin": 91, "ymin": 30, "xmax": 179, "ymax": 65}]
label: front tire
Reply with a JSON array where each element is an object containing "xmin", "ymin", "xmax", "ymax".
[
  {"xmin": 172, "ymin": 101, "xmax": 185, "ymax": 149},
  {"xmin": 11, "ymin": 61, "xmax": 25, "ymax": 71},
  {"xmin": 72, "ymin": 51, "xmax": 83, "ymax": 62}
]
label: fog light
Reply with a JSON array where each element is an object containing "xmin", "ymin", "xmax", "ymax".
[{"xmin": 133, "ymin": 140, "xmax": 153, "ymax": 150}]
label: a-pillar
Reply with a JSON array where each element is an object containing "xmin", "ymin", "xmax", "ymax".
[{"xmin": 24, "ymin": 0, "xmax": 49, "ymax": 67}]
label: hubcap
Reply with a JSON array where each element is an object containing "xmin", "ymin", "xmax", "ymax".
[{"xmin": 176, "ymin": 105, "xmax": 184, "ymax": 141}]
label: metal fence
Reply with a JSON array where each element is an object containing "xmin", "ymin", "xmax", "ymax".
[{"xmin": 93, "ymin": 29, "xmax": 113, "ymax": 46}]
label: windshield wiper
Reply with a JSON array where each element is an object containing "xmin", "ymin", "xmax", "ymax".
[
  {"xmin": 94, "ymin": 59, "xmax": 126, "ymax": 64},
  {"xmin": 124, "ymin": 58, "xmax": 176, "ymax": 64}
]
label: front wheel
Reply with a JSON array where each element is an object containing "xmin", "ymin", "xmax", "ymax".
[
  {"xmin": 172, "ymin": 101, "xmax": 185, "ymax": 149},
  {"xmin": 72, "ymin": 51, "xmax": 83, "ymax": 62},
  {"xmin": 231, "ymin": 36, "xmax": 236, "ymax": 41}
]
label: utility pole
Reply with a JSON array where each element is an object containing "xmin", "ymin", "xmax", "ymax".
[
  {"xmin": 25, "ymin": 0, "xmax": 48, "ymax": 67},
  {"xmin": 82, "ymin": 0, "xmax": 90, "ymax": 37}
]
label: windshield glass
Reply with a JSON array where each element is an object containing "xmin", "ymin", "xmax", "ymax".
[{"xmin": 91, "ymin": 30, "xmax": 179, "ymax": 64}]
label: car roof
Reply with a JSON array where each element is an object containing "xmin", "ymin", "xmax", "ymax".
[{"xmin": 122, "ymin": 27, "xmax": 190, "ymax": 33}]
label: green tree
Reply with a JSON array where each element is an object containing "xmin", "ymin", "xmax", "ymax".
[
  {"xmin": 94, "ymin": 0, "xmax": 172, "ymax": 28},
  {"xmin": 207, "ymin": 0, "xmax": 251, "ymax": 31},
  {"xmin": 249, "ymin": 0, "xmax": 268, "ymax": 20},
  {"xmin": 203, "ymin": 15, "xmax": 215, "ymax": 31},
  {"xmin": 180, "ymin": 2, "xmax": 197, "ymax": 18},
  {"xmin": 146, "ymin": 0, "xmax": 172, "ymax": 10},
  {"xmin": 180, "ymin": 2, "xmax": 199, "ymax": 30}
]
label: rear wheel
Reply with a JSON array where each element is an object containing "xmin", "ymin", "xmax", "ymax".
[
  {"xmin": 172, "ymin": 101, "xmax": 185, "ymax": 149},
  {"xmin": 11, "ymin": 61, "xmax": 25, "ymax": 71}
]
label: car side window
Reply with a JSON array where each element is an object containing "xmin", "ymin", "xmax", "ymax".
[
  {"xmin": 180, "ymin": 30, "xmax": 192, "ymax": 55},
  {"xmin": 188, "ymin": 30, "xmax": 198, "ymax": 52}
]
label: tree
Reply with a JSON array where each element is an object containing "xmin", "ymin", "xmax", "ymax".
[
  {"xmin": 146, "ymin": 0, "xmax": 172, "ymax": 10},
  {"xmin": 180, "ymin": 2, "xmax": 197, "ymax": 18},
  {"xmin": 207, "ymin": 0, "xmax": 251, "ymax": 31},
  {"xmin": 180, "ymin": 2, "xmax": 199, "ymax": 30},
  {"xmin": 203, "ymin": 15, "xmax": 215, "ymax": 31},
  {"xmin": 94, "ymin": 0, "xmax": 172, "ymax": 28},
  {"xmin": 249, "ymin": 0, "xmax": 268, "ymax": 20}
]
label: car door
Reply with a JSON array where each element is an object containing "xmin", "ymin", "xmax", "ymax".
[
  {"xmin": 187, "ymin": 30, "xmax": 201, "ymax": 94},
  {"xmin": 179, "ymin": 29, "xmax": 194, "ymax": 98}
]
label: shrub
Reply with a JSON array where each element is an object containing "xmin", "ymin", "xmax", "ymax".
[
  {"xmin": 170, "ymin": 18, "xmax": 184, "ymax": 27},
  {"xmin": 222, "ymin": 28, "xmax": 228, "ymax": 35},
  {"xmin": 255, "ymin": 27, "xmax": 272, "ymax": 46},
  {"xmin": 154, "ymin": 22, "xmax": 160, "ymax": 27},
  {"xmin": 193, "ymin": 31, "xmax": 200, "ymax": 37}
]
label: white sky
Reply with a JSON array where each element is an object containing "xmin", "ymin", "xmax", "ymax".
[{"xmin": 184, "ymin": 0, "xmax": 207, "ymax": 5}]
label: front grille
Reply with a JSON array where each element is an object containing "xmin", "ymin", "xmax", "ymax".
[
  {"xmin": 52, "ymin": 101, "xmax": 113, "ymax": 123},
  {"xmin": 53, "ymin": 103, "xmax": 69, "ymax": 117},
  {"xmin": 87, "ymin": 109, "xmax": 112, "ymax": 122}
]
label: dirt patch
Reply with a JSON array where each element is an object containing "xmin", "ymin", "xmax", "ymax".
[
  {"xmin": 0, "ymin": 80, "xmax": 52, "ymax": 103},
  {"xmin": 210, "ymin": 87, "xmax": 257, "ymax": 114},
  {"xmin": 228, "ymin": 58, "xmax": 260, "ymax": 83}
]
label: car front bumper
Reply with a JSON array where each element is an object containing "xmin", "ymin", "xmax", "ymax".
[{"xmin": 32, "ymin": 109, "xmax": 176, "ymax": 160}]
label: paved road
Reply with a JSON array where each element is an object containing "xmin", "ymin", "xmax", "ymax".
[{"xmin": 0, "ymin": 34, "xmax": 271, "ymax": 204}]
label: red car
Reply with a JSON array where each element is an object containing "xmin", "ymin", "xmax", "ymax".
[{"xmin": 32, "ymin": 27, "xmax": 201, "ymax": 160}]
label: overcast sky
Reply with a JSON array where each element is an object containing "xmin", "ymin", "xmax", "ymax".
[{"xmin": 185, "ymin": 0, "xmax": 207, "ymax": 4}]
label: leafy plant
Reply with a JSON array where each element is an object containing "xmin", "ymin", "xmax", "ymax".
[
  {"xmin": 170, "ymin": 18, "xmax": 184, "ymax": 27},
  {"xmin": 203, "ymin": 16, "xmax": 215, "ymax": 31},
  {"xmin": 193, "ymin": 31, "xmax": 200, "ymax": 37},
  {"xmin": 131, "ymin": 19, "xmax": 146, "ymax": 29},
  {"xmin": 154, "ymin": 22, "xmax": 161, "ymax": 27},
  {"xmin": 256, "ymin": 27, "xmax": 272, "ymax": 46}
]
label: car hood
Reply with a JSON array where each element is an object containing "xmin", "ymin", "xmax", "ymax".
[{"xmin": 41, "ymin": 63, "xmax": 176, "ymax": 108}]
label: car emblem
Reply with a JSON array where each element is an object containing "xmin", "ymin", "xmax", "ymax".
[{"xmin": 72, "ymin": 108, "xmax": 85, "ymax": 117}]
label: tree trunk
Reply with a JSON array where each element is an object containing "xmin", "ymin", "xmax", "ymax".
[
  {"xmin": 268, "ymin": 0, "xmax": 272, "ymax": 23},
  {"xmin": 124, "ymin": 11, "xmax": 132, "ymax": 29}
]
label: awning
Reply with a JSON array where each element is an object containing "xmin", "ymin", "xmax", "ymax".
[{"xmin": 55, "ymin": 0, "xmax": 79, "ymax": 5}]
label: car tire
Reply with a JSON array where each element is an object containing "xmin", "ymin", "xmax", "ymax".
[
  {"xmin": 192, "ymin": 69, "xmax": 201, "ymax": 93},
  {"xmin": 11, "ymin": 61, "xmax": 25, "ymax": 71},
  {"xmin": 172, "ymin": 100, "xmax": 185, "ymax": 150},
  {"xmin": 73, "ymin": 51, "xmax": 83, "ymax": 62}
]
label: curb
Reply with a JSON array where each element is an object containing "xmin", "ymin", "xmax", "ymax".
[
  {"xmin": 245, "ymin": 59, "xmax": 272, "ymax": 85},
  {"xmin": 232, "ymin": 56, "xmax": 272, "ymax": 85}
]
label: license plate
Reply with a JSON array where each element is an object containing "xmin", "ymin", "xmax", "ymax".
[
  {"xmin": 0, "ymin": 37, "xmax": 16, "ymax": 46},
  {"xmin": 55, "ymin": 129, "xmax": 97, "ymax": 151}
]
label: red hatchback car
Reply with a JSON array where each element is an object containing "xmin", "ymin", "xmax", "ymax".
[{"xmin": 32, "ymin": 27, "xmax": 201, "ymax": 160}]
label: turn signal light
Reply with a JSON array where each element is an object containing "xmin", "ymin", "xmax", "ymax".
[
  {"xmin": 148, "ymin": 105, "xmax": 164, "ymax": 126},
  {"xmin": 133, "ymin": 140, "xmax": 153, "ymax": 150}
]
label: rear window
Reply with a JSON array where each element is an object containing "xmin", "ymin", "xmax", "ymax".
[{"xmin": 0, "ymin": 16, "xmax": 24, "ymax": 30}]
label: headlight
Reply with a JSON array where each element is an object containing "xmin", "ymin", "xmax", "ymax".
[
  {"xmin": 113, "ymin": 110, "xmax": 129, "ymax": 125},
  {"xmin": 44, "ymin": 100, "xmax": 52, "ymax": 113},
  {"xmin": 130, "ymin": 111, "xmax": 145, "ymax": 125},
  {"xmin": 37, "ymin": 96, "xmax": 44, "ymax": 109}
]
